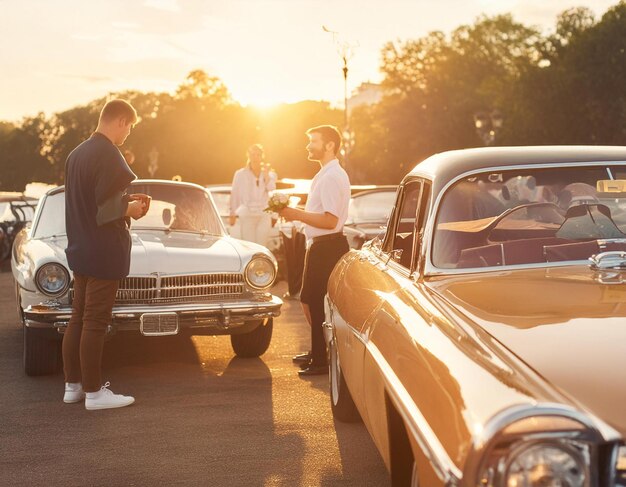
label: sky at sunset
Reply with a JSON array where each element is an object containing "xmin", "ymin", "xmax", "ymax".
[{"xmin": 0, "ymin": 0, "xmax": 617, "ymax": 122}]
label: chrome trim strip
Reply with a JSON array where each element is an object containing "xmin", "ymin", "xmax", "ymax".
[
  {"xmin": 423, "ymin": 159, "xmax": 626, "ymax": 276},
  {"xmin": 24, "ymin": 296, "xmax": 282, "ymax": 321},
  {"xmin": 426, "ymin": 259, "xmax": 597, "ymax": 276}
]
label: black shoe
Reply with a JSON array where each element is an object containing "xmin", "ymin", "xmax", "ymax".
[
  {"xmin": 299, "ymin": 360, "xmax": 312, "ymax": 370},
  {"xmin": 298, "ymin": 364, "xmax": 328, "ymax": 376},
  {"xmin": 292, "ymin": 352, "xmax": 311, "ymax": 364}
]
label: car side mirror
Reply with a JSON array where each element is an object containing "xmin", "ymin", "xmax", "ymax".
[
  {"xmin": 162, "ymin": 208, "xmax": 172, "ymax": 226},
  {"xmin": 386, "ymin": 248, "xmax": 403, "ymax": 264},
  {"xmin": 370, "ymin": 235, "xmax": 383, "ymax": 250}
]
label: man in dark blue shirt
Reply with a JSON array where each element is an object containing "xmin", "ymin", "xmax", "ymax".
[{"xmin": 62, "ymin": 99, "xmax": 146, "ymax": 410}]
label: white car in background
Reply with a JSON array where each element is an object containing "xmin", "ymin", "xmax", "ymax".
[{"xmin": 343, "ymin": 185, "xmax": 398, "ymax": 249}]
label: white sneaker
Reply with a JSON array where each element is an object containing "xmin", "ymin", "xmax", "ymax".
[
  {"xmin": 85, "ymin": 382, "xmax": 135, "ymax": 411},
  {"xmin": 64, "ymin": 382, "xmax": 85, "ymax": 403}
]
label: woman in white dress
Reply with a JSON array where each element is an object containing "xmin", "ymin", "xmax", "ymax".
[{"xmin": 229, "ymin": 144, "xmax": 277, "ymax": 247}]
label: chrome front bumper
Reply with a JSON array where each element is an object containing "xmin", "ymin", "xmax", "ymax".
[{"xmin": 24, "ymin": 295, "xmax": 283, "ymax": 334}]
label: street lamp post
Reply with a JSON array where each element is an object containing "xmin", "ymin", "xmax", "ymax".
[
  {"xmin": 323, "ymin": 26, "xmax": 358, "ymax": 174},
  {"xmin": 473, "ymin": 109, "xmax": 504, "ymax": 146},
  {"xmin": 148, "ymin": 146, "xmax": 159, "ymax": 177}
]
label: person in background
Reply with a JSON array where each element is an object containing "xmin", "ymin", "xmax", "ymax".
[
  {"xmin": 63, "ymin": 99, "xmax": 146, "ymax": 410},
  {"xmin": 230, "ymin": 144, "xmax": 277, "ymax": 246},
  {"xmin": 278, "ymin": 125, "xmax": 350, "ymax": 376},
  {"xmin": 123, "ymin": 149, "xmax": 135, "ymax": 166}
]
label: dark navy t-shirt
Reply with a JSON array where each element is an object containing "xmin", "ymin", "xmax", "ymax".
[{"xmin": 65, "ymin": 133, "xmax": 137, "ymax": 280}]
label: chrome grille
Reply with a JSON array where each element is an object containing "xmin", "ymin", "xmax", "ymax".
[
  {"xmin": 70, "ymin": 274, "xmax": 245, "ymax": 305},
  {"xmin": 117, "ymin": 277, "xmax": 157, "ymax": 303},
  {"xmin": 160, "ymin": 274, "xmax": 244, "ymax": 301}
]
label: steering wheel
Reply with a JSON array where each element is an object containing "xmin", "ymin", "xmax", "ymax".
[{"xmin": 480, "ymin": 202, "xmax": 566, "ymax": 241}]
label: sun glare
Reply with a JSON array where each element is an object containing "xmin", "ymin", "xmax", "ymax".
[
  {"xmin": 234, "ymin": 88, "xmax": 298, "ymax": 110},
  {"xmin": 241, "ymin": 96, "xmax": 285, "ymax": 109}
]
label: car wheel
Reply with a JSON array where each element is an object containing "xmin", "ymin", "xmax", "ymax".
[
  {"xmin": 230, "ymin": 318, "xmax": 273, "ymax": 358},
  {"xmin": 329, "ymin": 336, "xmax": 361, "ymax": 422},
  {"xmin": 24, "ymin": 326, "xmax": 59, "ymax": 376}
]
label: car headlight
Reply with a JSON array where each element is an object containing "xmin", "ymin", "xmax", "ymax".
[
  {"xmin": 245, "ymin": 256, "xmax": 276, "ymax": 290},
  {"xmin": 474, "ymin": 414, "xmax": 594, "ymax": 487},
  {"xmin": 35, "ymin": 263, "xmax": 70, "ymax": 296},
  {"xmin": 504, "ymin": 442, "xmax": 587, "ymax": 487}
]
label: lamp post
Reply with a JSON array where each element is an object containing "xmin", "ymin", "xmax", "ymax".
[
  {"xmin": 323, "ymin": 26, "xmax": 358, "ymax": 174},
  {"xmin": 147, "ymin": 146, "xmax": 159, "ymax": 178},
  {"xmin": 473, "ymin": 109, "xmax": 504, "ymax": 146}
]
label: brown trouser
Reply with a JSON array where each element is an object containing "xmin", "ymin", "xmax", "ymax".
[{"xmin": 62, "ymin": 274, "xmax": 119, "ymax": 393}]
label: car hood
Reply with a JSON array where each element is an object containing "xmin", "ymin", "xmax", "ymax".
[
  {"xmin": 428, "ymin": 265, "xmax": 626, "ymax": 438},
  {"xmin": 40, "ymin": 231, "xmax": 244, "ymax": 275},
  {"xmin": 130, "ymin": 231, "xmax": 242, "ymax": 274}
]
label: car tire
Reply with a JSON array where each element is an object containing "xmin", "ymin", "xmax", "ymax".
[
  {"xmin": 24, "ymin": 326, "xmax": 59, "ymax": 376},
  {"xmin": 329, "ymin": 336, "xmax": 361, "ymax": 422},
  {"xmin": 230, "ymin": 318, "xmax": 273, "ymax": 358}
]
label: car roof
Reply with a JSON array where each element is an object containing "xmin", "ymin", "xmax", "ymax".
[
  {"xmin": 46, "ymin": 179, "xmax": 209, "ymax": 196},
  {"xmin": 351, "ymin": 186, "xmax": 397, "ymax": 198},
  {"xmin": 408, "ymin": 146, "xmax": 626, "ymax": 195}
]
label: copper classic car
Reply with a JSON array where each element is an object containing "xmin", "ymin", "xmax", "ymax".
[
  {"xmin": 324, "ymin": 147, "xmax": 626, "ymax": 487},
  {"xmin": 12, "ymin": 180, "xmax": 282, "ymax": 376}
]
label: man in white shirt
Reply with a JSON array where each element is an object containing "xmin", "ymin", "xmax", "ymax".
[
  {"xmin": 230, "ymin": 144, "xmax": 277, "ymax": 246},
  {"xmin": 279, "ymin": 125, "xmax": 350, "ymax": 376}
]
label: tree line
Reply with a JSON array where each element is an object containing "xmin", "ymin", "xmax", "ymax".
[{"xmin": 0, "ymin": 2, "xmax": 624, "ymax": 190}]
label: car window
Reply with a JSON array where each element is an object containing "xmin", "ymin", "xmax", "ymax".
[
  {"xmin": 385, "ymin": 180, "xmax": 422, "ymax": 269},
  {"xmin": 348, "ymin": 191, "xmax": 396, "ymax": 224},
  {"xmin": 33, "ymin": 192, "xmax": 65, "ymax": 238},
  {"xmin": 414, "ymin": 181, "xmax": 432, "ymax": 269},
  {"xmin": 432, "ymin": 165, "xmax": 626, "ymax": 269}
]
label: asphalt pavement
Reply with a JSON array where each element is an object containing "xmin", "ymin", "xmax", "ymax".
[{"xmin": 0, "ymin": 272, "xmax": 389, "ymax": 487}]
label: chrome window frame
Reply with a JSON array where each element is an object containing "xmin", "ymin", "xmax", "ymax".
[{"xmin": 380, "ymin": 177, "xmax": 432, "ymax": 274}]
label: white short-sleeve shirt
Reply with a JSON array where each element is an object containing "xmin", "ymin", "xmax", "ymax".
[{"xmin": 303, "ymin": 159, "xmax": 351, "ymax": 242}]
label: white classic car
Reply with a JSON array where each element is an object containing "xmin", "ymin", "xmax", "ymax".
[{"xmin": 12, "ymin": 180, "xmax": 283, "ymax": 376}]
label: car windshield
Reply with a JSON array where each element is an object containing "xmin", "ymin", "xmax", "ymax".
[
  {"xmin": 349, "ymin": 191, "xmax": 396, "ymax": 224},
  {"xmin": 33, "ymin": 184, "xmax": 224, "ymax": 239},
  {"xmin": 33, "ymin": 193, "xmax": 64, "ymax": 238},
  {"xmin": 125, "ymin": 183, "xmax": 223, "ymax": 234},
  {"xmin": 432, "ymin": 165, "xmax": 626, "ymax": 269}
]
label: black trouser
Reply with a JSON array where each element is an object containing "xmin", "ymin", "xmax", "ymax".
[{"xmin": 300, "ymin": 234, "xmax": 349, "ymax": 366}]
